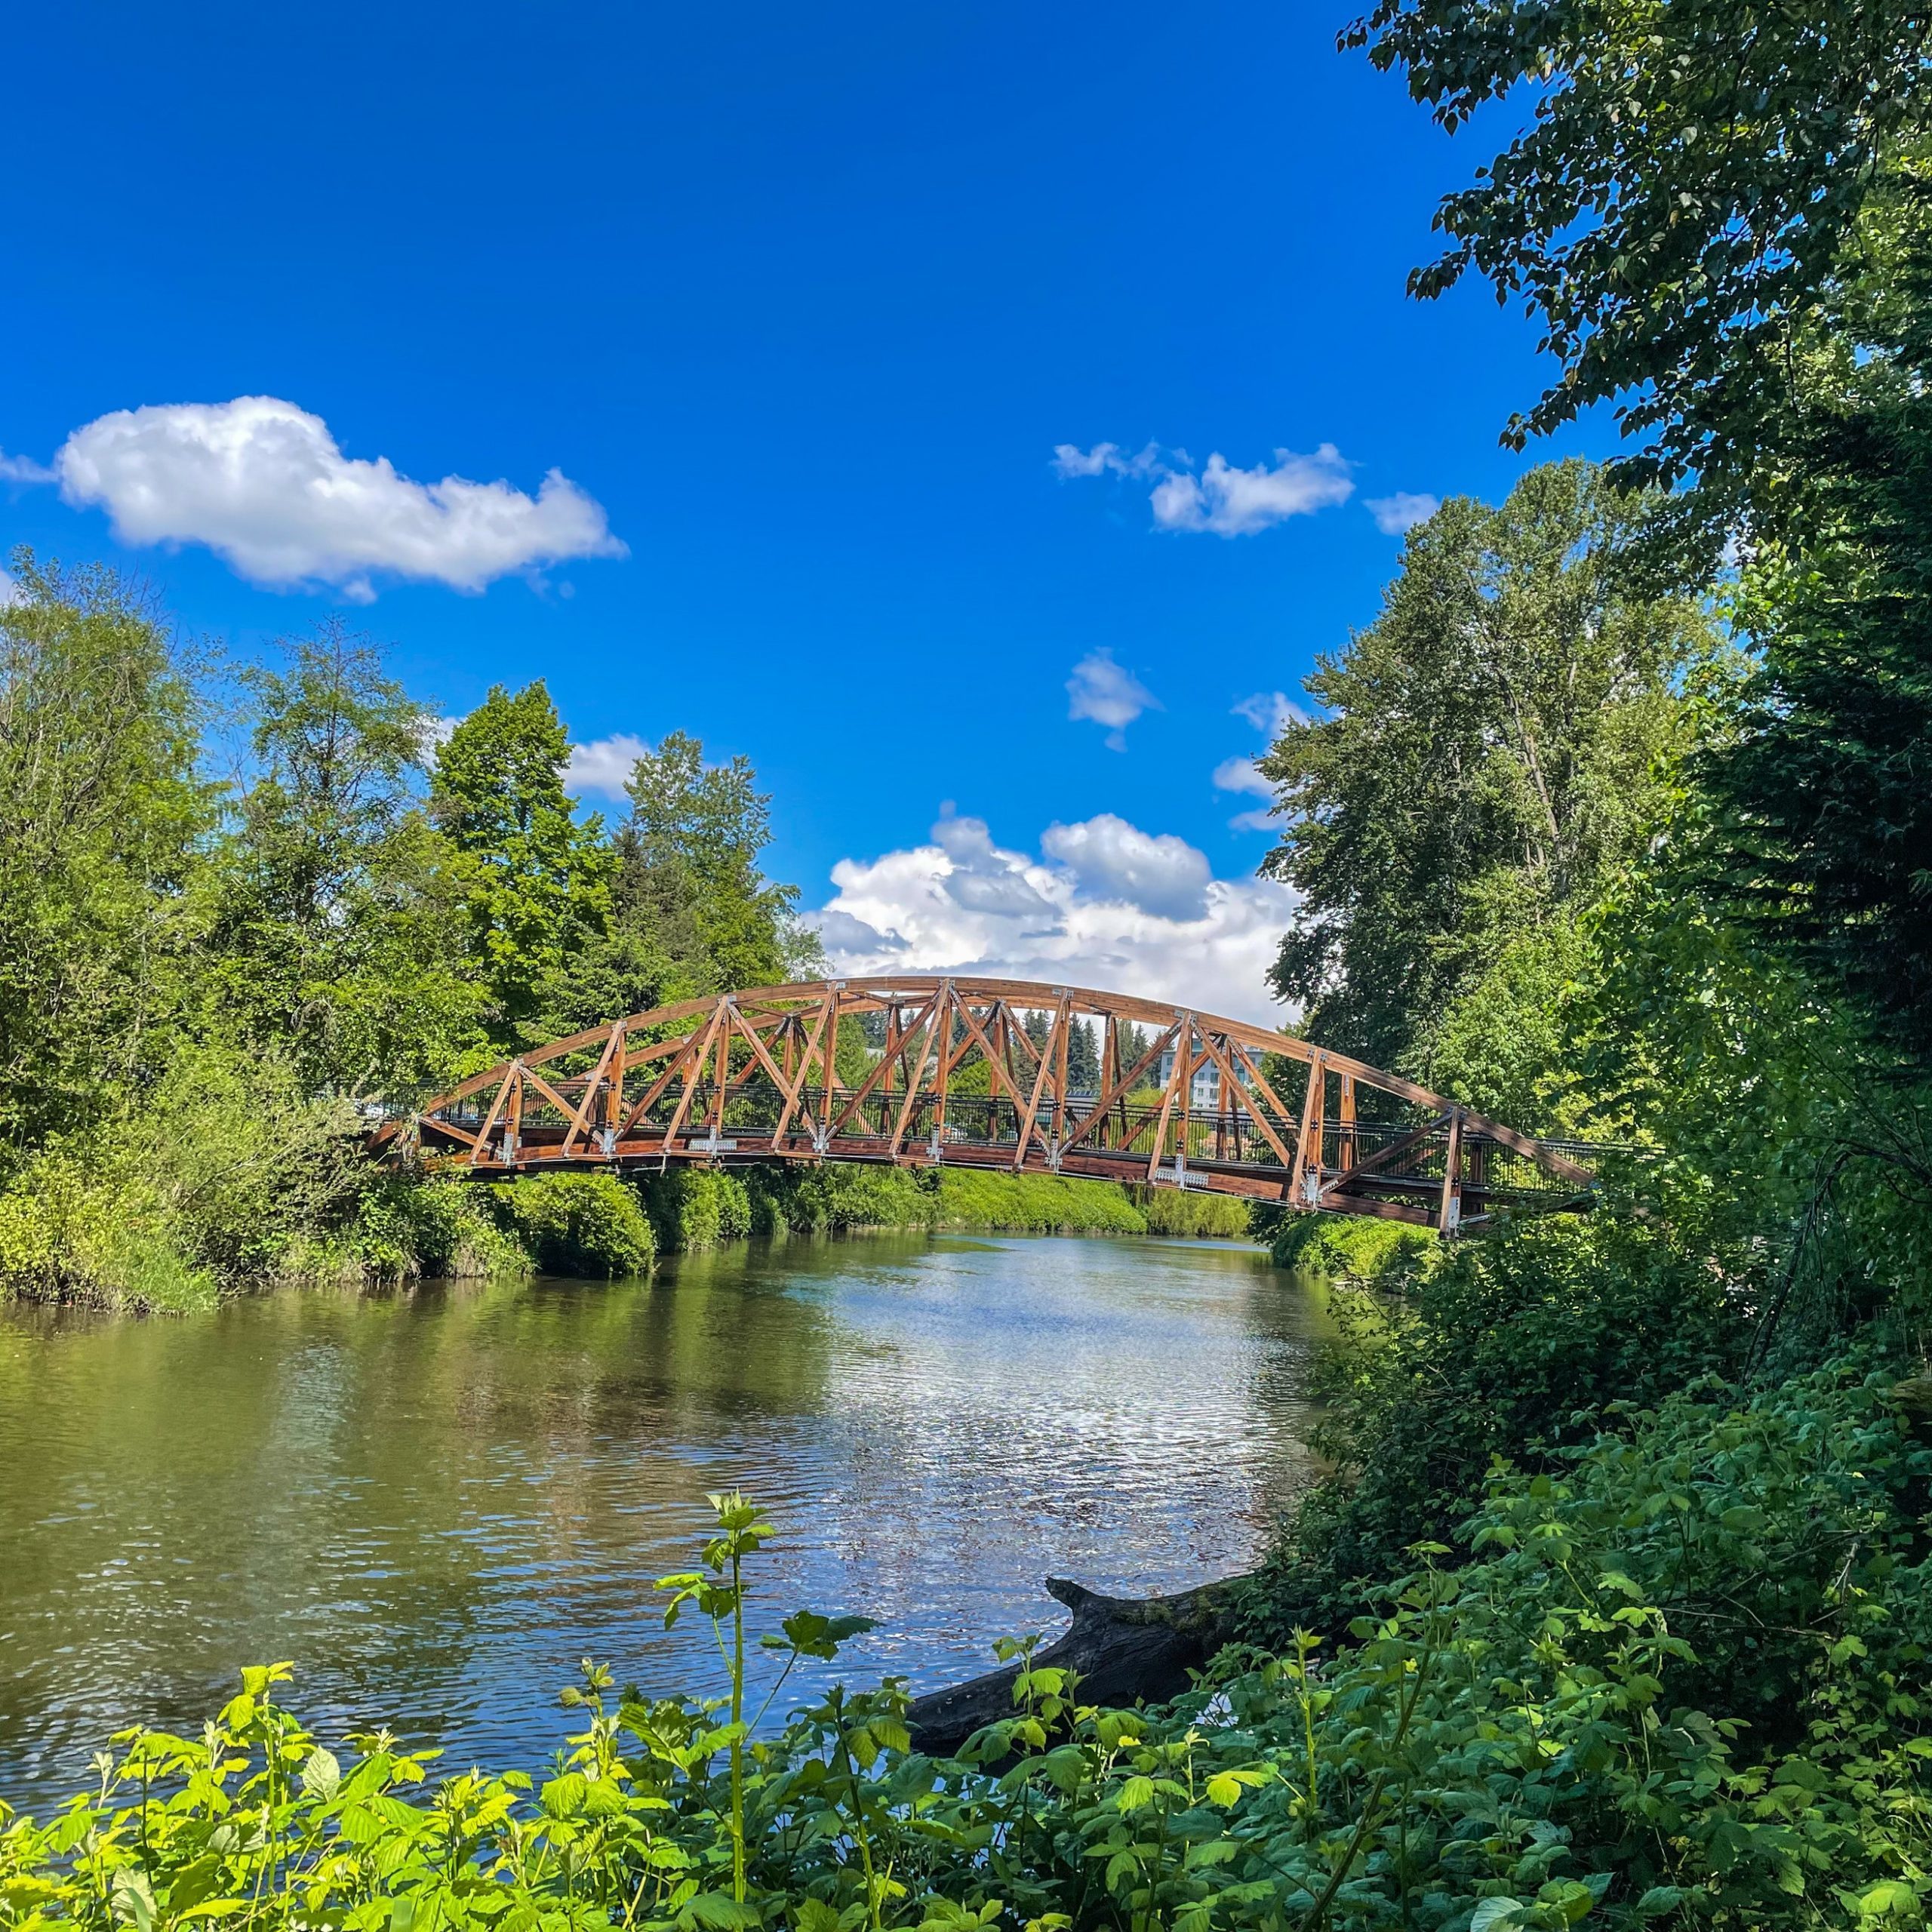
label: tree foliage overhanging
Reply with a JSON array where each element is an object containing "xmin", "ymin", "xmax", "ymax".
[
  {"xmin": 1217, "ymin": 2, "xmax": 1932, "ymax": 1917},
  {"xmin": 1343, "ymin": 0, "xmax": 1932, "ymax": 1047}
]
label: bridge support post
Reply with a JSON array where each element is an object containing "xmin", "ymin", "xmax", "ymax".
[
  {"xmin": 1288, "ymin": 1052, "xmax": 1322, "ymax": 1207},
  {"xmin": 1437, "ymin": 1109, "xmax": 1464, "ymax": 1235}
]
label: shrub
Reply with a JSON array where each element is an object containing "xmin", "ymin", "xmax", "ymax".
[
  {"xmin": 0, "ymin": 1139, "xmax": 215, "ymax": 1312},
  {"xmin": 0, "ymin": 1044, "xmax": 362, "ymax": 1312},
  {"xmin": 1244, "ymin": 1212, "xmax": 1748, "ymax": 1642},
  {"xmin": 16, "ymin": 1392, "xmax": 1932, "ymax": 1932},
  {"xmin": 487, "ymin": 1172, "xmax": 655, "ymax": 1277},
  {"xmin": 746, "ymin": 1162, "xmax": 938, "ymax": 1233},
  {"xmin": 345, "ymin": 1173, "xmax": 528, "ymax": 1281},
  {"xmin": 1128, "ymin": 1184, "xmax": 1253, "ymax": 1237},
  {"xmin": 1269, "ymin": 1211, "xmax": 1435, "ymax": 1281},
  {"xmin": 640, "ymin": 1168, "xmax": 753, "ymax": 1252}
]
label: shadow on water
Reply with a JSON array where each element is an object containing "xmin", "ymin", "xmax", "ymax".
[{"xmin": 0, "ymin": 1229, "xmax": 1331, "ymax": 1810}]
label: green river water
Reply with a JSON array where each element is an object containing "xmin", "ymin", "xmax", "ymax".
[{"xmin": 0, "ymin": 1230, "xmax": 1331, "ymax": 1813}]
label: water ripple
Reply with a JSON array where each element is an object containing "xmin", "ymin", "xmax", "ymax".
[{"xmin": 0, "ymin": 1232, "xmax": 1330, "ymax": 1809}]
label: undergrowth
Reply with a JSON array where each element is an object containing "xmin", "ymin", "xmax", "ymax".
[
  {"xmin": 1268, "ymin": 1214, "xmax": 1434, "ymax": 1282},
  {"xmin": 486, "ymin": 1173, "xmax": 657, "ymax": 1277}
]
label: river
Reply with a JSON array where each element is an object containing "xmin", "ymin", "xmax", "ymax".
[{"xmin": 0, "ymin": 1230, "xmax": 1331, "ymax": 1814}]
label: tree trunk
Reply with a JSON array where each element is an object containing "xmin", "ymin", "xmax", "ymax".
[{"xmin": 905, "ymin": 1571, "xmax": 1245, "ymax": 1756}]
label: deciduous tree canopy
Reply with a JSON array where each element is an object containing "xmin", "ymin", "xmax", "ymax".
[{"xmin": 1257, "ymin": 460, "xmax": 1706, "ymax": 1091}]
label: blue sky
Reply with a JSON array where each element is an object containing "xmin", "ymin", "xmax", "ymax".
[{"xmin": 0, "ymin": 0, "xmax": 1590, "ymax": 1021}]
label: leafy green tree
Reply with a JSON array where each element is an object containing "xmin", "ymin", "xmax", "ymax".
[
  {"xmin": 1347, "ymin": 0, "xmax": 1932, "ymax": 509},
  {"xmin": 545, "ymin": 731, "xmax": 814, "ymax": 1033},
  {"xmin": 429, "ymin": 682, "xmax": 612, "ymax": 1052},
  {"xmin": 623, "ymin": 731, "xmax": 805, "ymax": 992},
  {"xmin": 1255, "ymin": 463, "xmax": 1705, "ymax": 1081},
  {"xmin": 211, "ymin": 620, "xmax": 485, "ymax": 1094},
  {"xmin": 1351, "ymin": 0, "xmax": 1932, "ymax": 1054},
  {"xmin": 1701, "ymin": 192, "xmax": 1932, "ymax": 1052},
  {"xmin": 0, "ymin": 554, "xmax": 210, "ymax": 1155}
]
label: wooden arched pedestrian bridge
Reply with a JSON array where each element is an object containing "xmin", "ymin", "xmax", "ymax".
[{"xmin": 374, "ymin": 975, "xmax": 1598, "ymax": 1233}]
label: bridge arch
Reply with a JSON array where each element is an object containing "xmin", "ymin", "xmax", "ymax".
[{"xmin": 377, "ymin": 976, "xmax": 1595, "ymax": 1233}]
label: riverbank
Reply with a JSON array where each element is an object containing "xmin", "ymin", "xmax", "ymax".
[
  {"xmin": 1263, "ymin": 1208, "xmax": 1433, "ymax": 1281},
  {"xmin": 0, "ymin": 1162, "xmax": 1256, "ymax": 1315}
]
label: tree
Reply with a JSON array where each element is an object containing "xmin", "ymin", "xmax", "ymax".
[
  {"xmin": 1066, "ymin": 1018, "xmax": 1100, "ymax": 1093},
  {"xmin": 0, "ymin": 554, "xmax": 209, "ymax": 1154},
  {"xmin": 1351, "ymin": 0, "xmax": 1932, "ymax": 1053},
  {"xmin": 1256, "ymin": 463, "xmax": 1705, "ymax": 1078},
  {"xmin": 211, "ymin": 620, "xmax": 484, "ymax": 1094},
  {"xmin": 429, "ymin": 683, "xmax": 612, "ymax": 1051},
  {"xmin": 1713, "ymin": 376, "xmax": 1932, "ymax": 1050},
  {"xmin": 1348, "ymin": 0, "xmax": 1932, "ymax": 511},
  {"xmin": 623, "ymin": 732, "xmax": 805, "ymax": 993},
  {"xmin": 546, "ymin": 731, "xmax": 817, "ymax": 1035}
]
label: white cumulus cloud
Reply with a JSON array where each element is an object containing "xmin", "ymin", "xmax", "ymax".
[
  {"xmin": 1151, "ymin": 448, "xmax": 1352, "ymax": 536},
  {"xmin": 49, "ymin": 396, "xmax": 625, "ymax": 597},
  {"xmin": 1365, "ymin": 491, "xmax": 1440, "ymax": 535},
  {"xmin": 808, "ymin": 810, "xmax": 1299, "ymax": 1026},
  {"xmin": 1066, "ymin": 649, "xmax": 1158, "ymax": 750},
  {"xmin": 1054, "ymin": 440, "xmax": 1352, "ymax": 537},
  {"xmin": 1039, "ymin": 814, "xmax": 1211, "ymax": 921},
  {"xmin": 566, "ymin": 732, "xmax": 651, "ymax": 800},
  {"xmin": 0, "ymin": 568, "xmax": 19, "ymax": 608}
]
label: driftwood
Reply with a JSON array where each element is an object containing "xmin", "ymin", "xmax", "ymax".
[{"xmin": 905, "ymin": 1572, "xmax": 1246, "ymax": 1756}]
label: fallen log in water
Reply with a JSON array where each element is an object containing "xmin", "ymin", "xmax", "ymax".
[{"xmin": 906, "ymin": 1571, "xmax": 1245, "ymax": 1756}]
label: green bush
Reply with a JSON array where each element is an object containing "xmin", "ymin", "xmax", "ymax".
[
  {"xmin": 1269, "ymin": 1211, "xmax": 1436, "ymax": 1281},
  {"xmin": 17, "ymin": 1392, "xmax": 1932, "ymax": 1932},
  {"xmin": 486, "ymin": 1172, "xmax": 655, "ymax": 1277},
  {"xmin": 0, "ymin": 1139, "xmax": 215, "ymax": 1313},
  {"xmin": 640, "ymin": 1168, "xmax": 753, "ymax": 1252},
  {"xmin": 1243, "ymin": 1212, "xmax": 1747, "ymax": 1643},
  {"xmin": 345, "ymin": 1173, "xmax": 528, "ymax": 1281},
  {"xmin": 1128, "ymin": 1184, "xmax": 1253, "ymax": 1237},
  {"xmin": 746, "ymin": 1162, "xmax": 939, "ymax": 1233},
  {"xmin": 0, "ymin": 1044, "xmax": 364, "ymax": 1312}
]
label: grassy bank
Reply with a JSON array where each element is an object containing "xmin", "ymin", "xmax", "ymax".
[
  {"xmin": 0, "ymin": 1160, "xmax": 1254, "ymax": 1312},
  {"xmin": 1266, "ymin": 1210, "xmax": 1435, "ymax": 1282},
  {"xmin": 644, "ymin": 1162, "xmax": 1252, "ymax": 1251}
]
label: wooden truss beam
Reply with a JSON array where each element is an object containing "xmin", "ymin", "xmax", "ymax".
[{"xmin": 393, "ymin": 976, "xmax": 1601, "ymax": 1229}]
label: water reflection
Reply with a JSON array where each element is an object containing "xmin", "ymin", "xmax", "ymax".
[{"xmin": 0, "ymin": 1232, "xmax": 1329, "ymax": 1810}]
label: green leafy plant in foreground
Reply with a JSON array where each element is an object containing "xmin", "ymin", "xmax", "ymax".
[{"xmin": 11, "ymin": 1355, "xmax": 1932, "ymax": 1932}]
